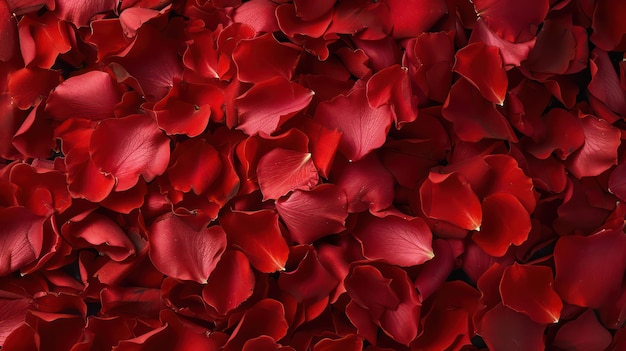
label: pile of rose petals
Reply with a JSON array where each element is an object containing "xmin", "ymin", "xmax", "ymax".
[{"xmin": 1, "ymin": 0, "xmax": 626, "ymax": 350}]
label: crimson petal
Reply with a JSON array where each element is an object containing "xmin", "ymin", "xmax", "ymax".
[
  {"xmin": 148, "ymin": 213, "xmax": 227, "ymax": 283},
  {"xmin": 0, "ymin": 207, "xmax": 44, "ymax": 277},
  {"xmin": 256, "ymin": 148, "xmax": 319, "ymax": 200},
  {"xmin": 552, "ymin": 309, "xmax": 612, "ymax": 351},
  {"xmin": 90, "ymin": 114, "xmax": 170, "ymax": 192},
  {"xmin": 453, "ymin": 42, "xmax": 508, "ymax": 105},
  {"xmin": 232, "ymin": 33, "xmax": 301, "ymax": 83},
  {"xmin": 202, "ymin": 250, "xmax": 255, "ymax": 316},
  {"xmin": 366, "ymin": 64, "xmax": 418, "ymax": 127},
  {"xmin": 352, "ymin": 214, "xmax": 434, "ymax": 267},
  {"xmin": 478, "ymin": 304, "xmax": 546, "ymax": 351},
  {"xmin": 223, "ymin": 299, "xmax": 289, "ymax": 351},
  {"xmin": 54, "ymin": 0, "xmax": 117, "ymax": 27},
  {"xmin": 472, "ymin": 0, "xmax": 549, "ymax": 43},
  {"xmin": 565, "ymin": 114, "xmax": 621, "ymax": 178}
]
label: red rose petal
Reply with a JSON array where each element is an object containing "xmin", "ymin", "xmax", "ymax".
[
  {"xmin": 148, "ymin": 213, "xmax": 227, "ymax": 283},
  {"xmin": 554, "ymin": 227, "xmax": 626, "ymax": 308},
  {"xmin": 328, "ymin": 0, "xmax": 392, "ymax": 40},
  {"xmin": 18, "ymin": 12, "xmax": 72, "ymax": 69},
  {"xmin": 472, "ymin": 0, "xmax": 549, "ymax": 43},
  {"xmin": 8, "ymin": 67, "xmax": 60, "ymax": 110},
  {"xmin": 442, "ymin": 78, "xmax": 517, "ymax": 142},
  {"xmin": 352, "ymin": 214, "xmax": 434, "ymax": 267},
  {"xmin": 588, "ymin": 48, "xmax": 626, "ymax": 121},
  {"xmin": 313, "ymin": 334, "xmax": 362, "ymax": 351},
  {"xmin": 223, "ymin": 299, "xmax": 289, "ymax": 351},
  {"xmin": 385, "ymin": 0, "xmax": 446, "ymax": 39},
  {"xmin": 232, "ymin": 0, "xmax": 280, "ymax": 34},
  {"xmin": 500, "ymin": 263, "xmax": 562, "ymax": 324},
  {"xmin": 332, "ymin": 152, "xmax": 395, "ymax": 213},
  {"xmin": 478, "ymin": 303, "xmax": 546, "ymax": 351},
  {"xmin": 0, "ymin": 298, "xmax": 30, "ymax": 345},
  {"xmin": 220, "ymin": 209, "xmax": 289, "ymax": 273},
  {"xmin": 345, "ymin": 265, "xmax": 400, "ymax": 316},
  {"xmin": 64, "ymin": 213, "xmax": 135, "ymax": 262},
  {"xmin": 315, "ymin": 87, "xmax": 393, "ymax": 162},
  {"xmin": 420, "ymin": 171, "xmax": 482, "ymax": 231},
  {"xmin": 54, "ymin": 0, "xmax": 118, "ymax": 27},
  {"xmin": 0, "ymin": 207, "xmax": 44, "ymax": 277},
  {"xmin": 591, "ymin": 0, "xmax": 626, "ymax": 51},
  {"xmin": 472, "ymin": 193, "xmax": 531, "ymax": 257},
  {"xmin": 278, "ymin": 245, "xmax": 338, "ymax": 303},
  {"xmin": 565, "ymin": 114, "xmax": 621, "ymax": 178},
  {"xmin": 0, "ymin": 1, "xmax": 18, "ymax": 62},
  {"xmin": 525, "ymin": 108, "xmax": 585, "ymax": 160},
  {"xmin": 276, "ymin": 4, "xmax": 332, "ymax": 39},
  {"xmin": 236, "ymin": 77, "xmax": 314, "ymax": 136},
  {"xmin": 552, "ymin": 309, "xmax": 612, "ymax": 351},
  {"xmin": 366, "ymin": 64, "xmax": 418, "ymax": 127},
  {"xmin": 45, "ymin": 70, "xmax": 122, "ymax": 121},
  {"xmin": 469, "ymin": 19, "xmax": 537, "ymax": 68},
  {"xmin": 293, "ymin": 0, "xmax": 335, "ymax": 21},
  {"xmin": 276, "ymin": 184, "xmax": 347, "ymax": 244},
  {"xmin": 256, "ymin": 148, "xmax": 319, "ymax": 200},
  {"xmin": 454, "ymin": 42, "xmax": 508, "ymax": 105},
  {"xmin": 167, "ymin": 138, "xmax": 222, "ymax": 195},
  {"xmin": 90, "ymin": 114, "xmax": 170, "ymax": 192},
  {"xmin": 232, "ymin": 34, "xmax": 301, "ymax": 83},
  {"xmin": 202, "ymin": 250, "xmax": 255, "ymax": 316}
]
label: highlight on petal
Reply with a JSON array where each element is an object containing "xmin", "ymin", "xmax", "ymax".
[
  {"xmin": 55, "ymin": 0, "xmax": 118, "ymax": 27},
  {"xmin": 63, "ymin": 212, "xmax": 135, "ymax": 262},
  {"xmin": 220, "ymin": 209, "xmax": 289, "ymax": 273},
  {"xmin": 0, "ymin": 207, "xmax": 44, "ymax": 277},
  {"xmin": 275, "ymin": 184, "xmax": 347, "ymax": 244},
  {"xmin": 499, "ymin": 263, "xmax": 562, "ymax": 324},
  {"xmin": 352, "ymin": 214, "xmax": 434, "ymax": 267},
  {"xmin": 554, "ymin": 227, "xmax": 626, "ymax": 308},
  {"xmin": 45, "ymin": 70, "xmax": 122, "ymax": 121},
  {"xmin": 236, "ymin": 77, "xmax": 314, "ymax": 136},
  {"xmin": 278, "ymin": 245, "xmax": 338, "ymax": 303},
  {"xmin": 366, "ymin": 64, "xmax": 418, "ymax": 127},
  {"xmin": 222, "ymin": 299, "xmax": 289, "ymax": 351},
  {"xmin": 469, "ymin": 19, "xmax": 537, "ymax": 68},
  {"xmin": 314, "ymin": 87, "xmax": 393, "ymax": 162},
  {"xmin": 90, "ymin": 114, "xmax": 171, "ymax": 192},
  {"xmin": 148, "ymin": 213, "xmax": 227, "ymax": 284},
  {"xmin": 167, "ymin": 138, "xmax": 222, "ymax": 195},
  {"xmin": 453, "ymin": 42, "xmax": 508, "ymax": 105},
  {"xmin": 472, "ymin": 193, "xmax": 531, "ymax": 257},
  {"xmin": 256, "ymin": 148, "xmax": 319, "ymax": 200},
  {"xmin": 420, "ymin": 171, "xmax": 482, "ymax": 231}
]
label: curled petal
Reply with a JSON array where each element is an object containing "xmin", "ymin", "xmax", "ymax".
[
  {"xmin": 472, "ymin": 0, "xmax": 549, "ymax": 43},
  {"xmin": 565, "ymin": 114, "xmax": 621, "ymax": 178}
]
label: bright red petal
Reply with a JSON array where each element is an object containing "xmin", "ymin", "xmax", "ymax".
[
  {"xmin": 385, "ymin": 0, "xmax": 446, "ymax": 39},
  {"xmin": 90, "ymin": 114, "xmax": 170, "ymax": 192},
  {"xmin": 202, "ymin": 250, "xmax": 255, "ymax": 315},
  {"xmin": 500, "ymin": 263, "xmax": 562, "ymax": 324},
  {"xmin": 454, "ymin": 42, "xmax": 508, "ymax": 104},
  {"xmin": 366, "ymin": 64, "xmax": 418, "ymax": 127},
  {"xmin": 232, "ymin": 33, "xmax": 301, "ymax": 83},
  {"xmin": 148, "ymin": 213, "xmax": 227, "ymax": 283},
  {"xmin": 352, "ymin": 214, "xmax": 434, "ymax": 267},
  {"xmin": 0, "ymin": 207, "xmax": 44, "ymax": 277},
  {"xmin": 256, "ymin": 148, "xmax": 319, "ymax": 200},
  {"xmin": 315, "ymin": 87, "xmax": 393, "ymax": 162}
]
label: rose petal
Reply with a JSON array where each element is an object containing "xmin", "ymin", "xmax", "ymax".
[
  {"xmin": 385, "ymin": 0, "xmax": 446, "ymax": 39},
  {"xmin": 478, "ymin": 303, "xmax": 546, "ymax": 351},
  {"xmin": 55, "ymin": 0, "xmax": 118, "ymax": 27},
  {"xmin": 352, "ymin": 214, "xmax": 434, "ymax": 267},
  {"xmin": 202, "ymin": 250, "xmax": 255, "ymax": 316},
  {"xmin": 472, "ymin": 0, "xmax": 549, "ymax": 43},
  {"xmin": 565, "ymin": 114, "xmax": 621, "ymax": 178},
  {"xmin": 0, "ymin": 207, "xmax": 44, "ymax": 277},
  {"xmin": 552, "ymin": 309, "xmax": 612, "ymax": 351},
  {"xmin": 90, "ymin": 114, "xmax": 170, "ymax": 192},
  {"xmin": 232, "ymin": 34, "xmax": 301, "ymax": 83},
  {"xmin": 453, "ymin": 42, "xmax": 508, "ymax": 104},
  {"xmin": 148, "ymin": 213, "xmax": 227, "ymax": 283},
  {"xmin": 366, "ymin": 64, "xmax": 418, "ymax": 127},
  {"xmin": 223, "ymin": 299, "xmax": 289, "ymax": 351}
]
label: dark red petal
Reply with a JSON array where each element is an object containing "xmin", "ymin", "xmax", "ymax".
[
  {"xmin": 45, "ymin": 70, "xmax": 122, "ymax": 121},
  {"xmin": 256, "ymin": 148, "xmax": 319, "ymax": 200},
  {"xmin": 413, "ymin": 239, "xmax": 455, "ymax": 301},
  {"xmin": 552, "ymin": 309, "xmax": 612, "ymax": 351},
  {"xmin": 233, "ymin": 34, "xmax": 301, "ymax": 83},
  {"xmin": 223, "ymin": 299, "xmax": 289, "ymax": 351},
  {"xmin": 609, "ymin": 163, "xmax": 626, "ymax": 202},
  {"xmin": 478, "ymin": 304, "xmax": 546, "ymax": 351},
  {"xmin": 554, "ymin": 227, "xmax": 626, "ymax": 308},
  {"xmin": 202, "ymin": 250, "xmax": 255, "ymax": 315},
  {"xmin": 276, "ymin": 184, "xmax": 347, "ymax": 244},
  {"xmin": 483, "ymin": 155, "xmax": 536, "ymax": 213},
  {"xmin": 565, "ymin": 114, "xmax": 621, "ymax": 178},
  {"xmin": 588, "ymin": 48, "xmax": 626, "ymax": 120},
  {"xmin": 278, "ymin": 246, "xmax": 338, "ymax": 303},
  {"xmin": 243, "ymin": 336, "xmax": 295, "ymax": 351},
  {"xmin": 420, "ymin": 171, "xmax": 482, "ymax": 231},
  {"xmin": 315, "ymin": 87, "xmax": 393, "ymax": 162},
  {"xmin": 54, "ymin": 0, "xmax": 117, "ymax": 27},
  {"xmin": 525, "ymin": 108, "xmax": 585, "ymax": 160},
  {"xmin": 332, "ymin": 152, "xmax": 395, "ymax": 213},
  {"xmin": 442, "ymin": 78, "xmax": 517, "ymax": 142},
  {"xmin": 0, "ymin": 207, "xmax": 44, "ymax": 277},
  {"xmin": 472, "ymin": 0, "xmax": 549, "ymax": 42},
  {"xmin": 221, "ymin": 209, "xmax": 289, "ymax": 273},
  {"xmin": 0, "ymin": 298, "xmax": 30, "ymax": 344},
  {"xmin": 591, "ymin": 0, "xmax": 626, "ymax": 51},
  {"xmin": 500, "ymin": 263, "xmax": 562, "ymax": 324},
  {"xmin": 328, "ymin": 0, "xmax": 392, "ymax": 40},
  {"xmin": 385, "ymin": 0, "xmax": 446, "ymax": 39},
  {"xmin": 168, "ymin": 138, "xmax": 222, "ymax": 195},
  {"xmin": 90, "ymin": 114, "xmax": 170, "ymax": 192},
  {"xmin": 0, "ymin": 0, "xmax": 18, "ymax": 62},
  {"xmin": 352, "ymin": 214, "xmax": 434, "ymax": 267},
  {"xmin": 366, "ymin": 64, "xmax": 418, "ymax": 127},
  {"xmin": 453, "ymin": 42, "xmax": 508, "ymax": 104},
  {"xmin": 148, "ymin": 213, "xmax": 227, "ymax": 283},
  {"xmin": 472, "ymin": 193, "xmax": 531, "ymax": 257},
  {"xmin": 345, "ymin": 265, "xmax": 400, "ymax": 315},
  {"xmin": 313, "ymin": 334, "xmax": 362, "ymax": 351},
  {"xmin": 293, "ymin": 0, "xmax": 335, "ymax": 21},
  {"xmin": 236, "ymin": 77, "xmax": 313, "ymax": 136},
  {"xmin": 469, "ymin": 19, "xmax": 536, "ymax": 68},
  {"xmin": 64, "ymin": 213, "xmax": 135, "ymax": 262},
  {"xmin": 276, "ymin": 4, "xmax": 332, "ymax": 38}
]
